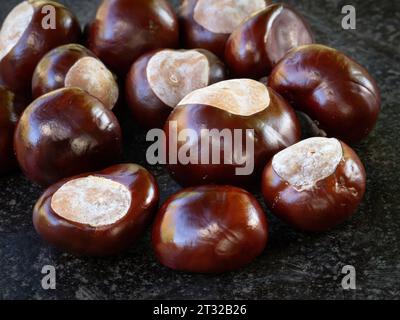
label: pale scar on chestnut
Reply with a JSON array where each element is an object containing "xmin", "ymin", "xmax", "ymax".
[
  {"xmin": 51, "ymin": 176, "xmax": 131, "ymax": 227},
  {"xmin": 272, "ymin": 137, "xmax": 343, "ymax": 190},
  {"xmin": 193, "ymin": 0, "xmax": 267, "ymax": 34},
  {"xmin": 178, "ymin": 78, "xmax": 271, "ymax": 116}
]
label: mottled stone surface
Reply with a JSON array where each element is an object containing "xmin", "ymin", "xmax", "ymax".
[{"xmin": 0, "ymin": 0, "xmax": 399, "ymax": 300}]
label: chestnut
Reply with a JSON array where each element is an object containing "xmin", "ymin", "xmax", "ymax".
[
  {"xmin": 164, "ymin": 79, "xmax": 301, "ymax": 187},
  {"xmin": 0, "ymin": 1, "xmax": 81, "ymax": 103},
  {"xmin": 125, "ymin": 48, "xmax": 227, "ymax": 128},
  {"xmin": 33, "ymin": 164, "xmax": 159, "ymax": 256},
  {"xmin": 32, "ymin": 44, "xmax": 119, "ymax": 110},
  {"xmin": 87, "ymin": 0, "xmax": 179, "ymax": 77},
  {"xmin": 0, "ymin": 86, "xmax": 18, "ymax": 175},
  {"xmin": 261, "ymin": 137, "xmax": 366, "ymax": 232},
  {"xmin": 225, "ymin": 3, "xmax": 314, "ymax": 79},
  {"xmin": 179, "ymin": 0, "xmax": 270, "ymax": 58},
  {"xmin": 268, "ymin": 44, "xmax": 381, "ymax": 143},
  {"xmin": 152, "ymin": 185, "xmax": 268, "ymax": 273},
  {"xmin": 14, "ymin": 87, "xmax": 122, "ymax": 187}
]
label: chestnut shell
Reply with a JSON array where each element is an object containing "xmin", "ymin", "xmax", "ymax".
[
  {"xmin": 268, "ymin": 44, "xmax": 381, "ymax": 143},
  {"xmin": 152, "ymin": 185, "xmax": 268, "ymax": 273},
  {"xmin": 0, "ymin": 0, "xmax": 81, "ymax": 103},
  {"xmin": 0, "ymin": 86, "xmax": 18, "ymax": 175},
  {"xmin": 33, "ymin": 164, "xmax": 159, "ymax": 256},
  {"xmin": 32, "ymin": 44, "xmax": 96, "ymax": 99},
  {"xmin": 261, "ymin": 140, "xmax": 366, "ymax": 231},
  {"xmin": 165, "ymin": 87, "xmax": 301, "ymax": 187},
  {"xmin": 125, "ymin": 48, "xmax": 227, "ymax": 129},
  {"xmin": 14, "ymin": 87, "xmax": 122, "ymax": 187},
  {"xmin": 225, "ymin": 3, "xmax": 314, "ymax": 78},
  {"xmin": 87, "ymin": 0, "xmax": 179, "ymax": 76}
]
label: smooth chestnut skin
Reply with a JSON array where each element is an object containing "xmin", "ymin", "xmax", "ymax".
[
  {"xmin": 152, "ymin": 185, "xmax": 268, "ymax": 273},
  {"xmin": 125, "ymin": 48, "xmax": 227, "ymax": 128},
  {"xmin": 32, "ymin": 44, "xmax": 95, "ymax": 98},
  {"xmin": 268, "ymin": 44, "xmax": 381, "ymax": 143},
  {"xmin": 14, "ymin": 87, "xmax": 122, "ymax": 187},
  {"xmin": 262, "ymin": 140, "xmax": 366, "ymax": 232},
  {"xmin": 225, "ymin": 3, "xmax": 314, "ymax": 79},
  {"xmin": 0, "ymin": 86, "xmax": 18, "ymax": 175},
  {"xmin": 165, "ymin": 87, "xmax": 301, "ymax": 187},
  {"xmin": 0, "ymin": 1, "xmax": 81, "ymax": 103},
  {"xmin": 179, "ymin": 0, "xmax": 270, "ymax": 58},
  {"xmin": 87, "ymin": 0, "xmax": 179, "ymax": 77},
  {"xmin": 33, "ymin": 164, "xmax": 159, "ymax": 256}
]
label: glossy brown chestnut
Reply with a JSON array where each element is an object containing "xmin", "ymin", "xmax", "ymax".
[
  {"xmin": 33, "ymin": 164, "xmax": 159, "ymax": 256},
  {"xmin": 179, "ymin": 0, "xmax": 270, "ymax": 58},
  {"xmin": 152, "ymin": 185, "xmax": 268, "ymax": 273},
  {"xmin": 268, "ymin": 44, "xmax": 381, "ymax": 143},
  {"xmin": 262, "ymin": 137, "xmax": 366, "ymax": 232},
  {"xmin": 225, "ymin": 3, "xmax": 314, "ymax": 79},
  {"xmin": 14, "ymin": 87, "xmax": 122, "ymax": 187},
  {"xmin": 32, "ymin": 44, "xmax": 119, "ymax": 110},
  {"xmin": 0, "ymin": 86, "xmax": 18, "ymax": 175},
  {"xmin": 164, "ymin": 79, "xmax": 301, "ymax": 187},
  {"xmin": 0, "ymin": 0, "xmax": 81, "ymax": 103},
  {"xmin": 125, "ymin": 48, "xmax": 227, "ymax": 128},
  {"xmin": 87, "ymin": 0, "xmax": 179, "ymax": 77}
]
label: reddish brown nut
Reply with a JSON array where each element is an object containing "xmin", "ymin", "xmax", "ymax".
[
  {"xmin": 32, "ymin": 44, "xmax": 119, "ymax": 110},
  {"xmin": 14, "ymin": 87, "xmax": 122, "ymax": 187},
  {"xmin": 179, "ymin": 0, "xmax": 270, "ymax": 58},
  {"xmin": 225, "ymin": 3, "xmax": 314, "ymax": 79},
  {"xmin": 152, "ymin": 185, "xmax": 268, "ymax": 273},
  {"xmin": 0, "ymin": 1, "xmax": 81, "ymax": 103},
  {"xmin": 164, "ymin": 79, "xmax": 301, "ymax": 187},
  {"xmin": 262, "ymin": 137, "xmax": 366, "ymax": 232},
  {"xmin": 268, "ymin": 44, "xmax": 381, "ymax": 143},
  {"xmin": 0, "ymin": 86, "xmax": 19, "ymax": 175},
  {"xmin": 33, "ymin": 164, "xmax": 159, "ymax": 256},
  {"xmin": 87, "ymin": 0, "xmax": 179, "ymax": 77},
  {"xmin": 125, "ymin": 48, "xmax": 227, "ymax": 128}
]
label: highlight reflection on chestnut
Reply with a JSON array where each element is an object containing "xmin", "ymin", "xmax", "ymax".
[
  {"xmin": 152, "ymin": 185, "xmax": 268, "ymax": 273},
  {"xmin": 87, "ymin": 0, "xmax": 179, "ymax": 76},
  {"xmin": 32, "ymin": 44, "xmax": 119, "ymax": 110},
  {"xmin": 0, "ymin": 0, "xmax": 81, "ymax": 103},
  {"xmin": 225, "ymin": 3, "xmax": 314, "ymax": 78},
  {"xmin": 125, "ymin": 48, "xmax": 227, "ymax": 128},
  {"xmin": 179, "ymin": 0, "xmax": 270, "ymax": 58},
  {"xmin": 14, "ymin": 87, "xmax": 122, "ymax": 187},
  {"xmin": 0, "ymin": 86, "xmax": 18, "ymax": 176},
  {"xmin": 34, "ymin": 164, "xmax": 159, "ymax": 256},
  {"xmin": 165, "ymin": 79, "xmax": 301, "ymax": 187},
  {"xmin": 268, "ymin": 44, "xmax": 381, "ymax": 143},
  {"xmin": 262, "ymin": 137, "xmax": 366, "ymax": 232}
]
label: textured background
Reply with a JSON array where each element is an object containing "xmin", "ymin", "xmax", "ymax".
[{"xmin": 0, "ymin": 0, "xmax": 399, "ymax": 300}]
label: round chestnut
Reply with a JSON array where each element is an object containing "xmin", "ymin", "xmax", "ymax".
[
  {"xmin": 262, "ymin": 137, "xmax": 366, "ymax": 232},
  {"xmin": 165, "ymin": 79, "xmax": 301, "ymax": 187},
  {"xmin": 125, "ymin": 48, "xmax": 227, "ymax": 128},
  {"xmin": 33, "ymin": 164, "xmax": 159, "ymax": 256},
  {"xmin": 152, "ymin": 185, "xmax": 268, "ymax": 273},
  {"xmin": 14, "ymin": 87, "xmax": 122, "ymax": 187},
  {"xmin": 87, "ymin": 0, "xmax": 179, "ymax": 77},
  {"xmin": 32, "ymin": 44, "xmax": 119, "ymax": 110},
  {"xmin": 0, "ymin": 86, "xmax": 18, "ymax": 175},
  {"xmin": 0, "ymin": 0, "xmax": 81, "ymax": 103},
  {"xmin": 225, "ymin": 3, "xmax": 314, "ymax": 79},
  {"xmin": 268, "ymin": 44, "xmax": 381, "ymax": 143},
  {"xmin": 179, "ymin": 0, "xmax": 270, "ymax": 58}
]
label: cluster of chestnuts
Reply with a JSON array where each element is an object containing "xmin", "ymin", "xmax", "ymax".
[{"xmin": 0, "ymin": 0, "xmax": 380, "ymax": 273}]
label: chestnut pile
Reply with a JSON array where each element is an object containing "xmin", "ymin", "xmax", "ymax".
[{"xmin": 0, "ymin": 0, "xmax": 380, "ymax": 273}]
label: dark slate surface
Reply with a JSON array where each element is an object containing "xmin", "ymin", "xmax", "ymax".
[{"xmin": 0, "ymin": 0, "xmax": 399, "ymax": 300}]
